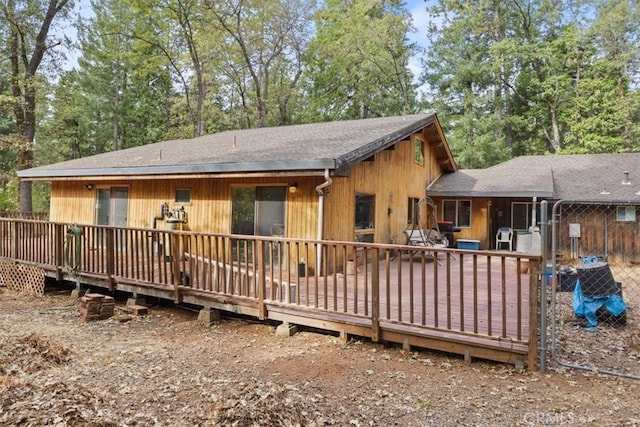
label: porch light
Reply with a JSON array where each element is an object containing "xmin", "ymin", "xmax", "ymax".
[
  {"xmin": 289, "ymin": 183, "xmax": 298, "ymax": 194},
  {"xmin": 84, "ymin": 184, "xmax": 93, "ymax": 190}
]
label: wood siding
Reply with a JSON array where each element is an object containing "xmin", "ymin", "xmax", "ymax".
[
  {"xmin": 51, "ymin": 177, "xmax": 321, "ymax": 238},
  {"xmin": 429, "ymin": 196, "xmax": 492, "ymax": 249},
  {"xmin": 558, "ymin": 204, "xmax": 640, "ymax": 265},
  {"xmin": 324, "ymin": 131, "xmax": 445, "ymax": 246},
  {"xmin": 49, "ymin": 127, "xmax": 449, "ymax": 272}
]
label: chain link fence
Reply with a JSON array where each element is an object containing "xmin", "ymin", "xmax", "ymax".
[{"xmin": 550, "ymin": 200, "xmax": 640, "ymax": 379}]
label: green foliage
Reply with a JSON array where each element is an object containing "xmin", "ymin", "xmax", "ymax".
[
  {"xmin": 424, "ymin": 0, "xmax": 640, "ymax": 167},
  {"xmin": 303, "ymin": 0, "xmax": 418, "ymax": 121},
  {"xmin": 206, "ymin": 0, "xmax": 316, "ymax": 128},
  {"xmin": 0, "ymin": 176, "xmax": 19, "ymax": 211},
  {"xmin": 3, "ymin": 0, "xmax": 638, "ymax": 194}
]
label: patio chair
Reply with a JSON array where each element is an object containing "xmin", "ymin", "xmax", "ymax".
[{"xmin": 496, "ymin": 226, "xmax": 513, "ymax": 251}]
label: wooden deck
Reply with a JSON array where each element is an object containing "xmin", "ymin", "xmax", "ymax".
[{"xmin": 0, "ymin": 219, "xmax": 540, "ymax": 368}]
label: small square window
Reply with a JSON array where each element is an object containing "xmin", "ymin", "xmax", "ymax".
[
  {"xmin": 616, "ymin": 206, "xmax": 636, "ymax": 222},
  {"xmin": 175, "ymin": 189, "xmax": 191, "ymax": 203}
]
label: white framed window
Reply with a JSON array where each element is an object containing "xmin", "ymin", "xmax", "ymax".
[{"xmin": 442, "ymin": 199, "xmax": 471, "ymax": 228}]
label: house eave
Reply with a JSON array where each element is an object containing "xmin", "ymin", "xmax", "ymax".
[
  {"xmin": 335, "ymin": 113, "xmax": 456, "ymax": 174},
  {"xmin": 428, "ymin": 190, "xmax": 554, "ymax": 198},
  {"xmin": 18, "ymin": 159, "xmax": 338, "ymax": 180}
]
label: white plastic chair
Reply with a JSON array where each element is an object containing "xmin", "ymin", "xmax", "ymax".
[{"xmin": 496, "ymin": 227, "xmax": 513, "ymax": 251}]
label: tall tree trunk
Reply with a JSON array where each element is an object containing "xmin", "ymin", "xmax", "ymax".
[
  {"xmin": 4, "ymin": 0, "xmax": 70, "ymax": 212},
  {"xmin": 548, "ymin": 102, "xmax": 561, "ymax": 153}
]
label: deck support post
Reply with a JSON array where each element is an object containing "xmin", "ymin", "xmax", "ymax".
[
  {"xmin": 127, "ymin": 294, "xmax": 146, "ymax": 306},
  {"xmin": 197, "ymin": 307, "xmax": 220, "ymax": 326},
  {"xmin": 276, "ymin": 321, "xmax": 298, "ymax": 337}
]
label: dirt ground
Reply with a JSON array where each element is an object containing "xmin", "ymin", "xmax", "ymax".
[{"xmin": 1, "ymin": 285, "xmax": 639, "ymax": 427}]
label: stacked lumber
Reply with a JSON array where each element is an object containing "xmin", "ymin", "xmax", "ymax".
[{"xmin": 79, "ymin": 293, "xmax": 115, "ymax": 321}]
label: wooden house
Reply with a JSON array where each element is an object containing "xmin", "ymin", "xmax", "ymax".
[
  {"xmin": 427, "ymin": 153, "xmax": 640, "ymax": 264},
  {"xmin": 18, "ymin": 113, "xmax": 456, "ymax": 271}
]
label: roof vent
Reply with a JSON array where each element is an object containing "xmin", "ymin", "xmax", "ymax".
[{"xmin": 622, "ymin": 171, "xmax": 631, "ymax": 185}]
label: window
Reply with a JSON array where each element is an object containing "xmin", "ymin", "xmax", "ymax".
[
  {"xmin": 355, "ymin": 193, "xmax": 375, "ymax": 242},
  {"xmin": 442, "ymin": 199, "xmax": 471, "ymax": 228},
  {"xmin": 414, "ymin": 137, "xmax": 425, "ymax": 166},
  {"xmin": 512, "ymin": 202, "xmax": 538, "ymax": 231},
  {"xmin": 617, "ymin": 206, "xmax": 636, "ymax": 222},
  {"xmin": 175, "ymin": 188, "xmax": 191, "ymax": 203}
]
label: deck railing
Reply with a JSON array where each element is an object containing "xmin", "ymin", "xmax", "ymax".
[
  {"xmin": 0, "ymin": 211, "xmax": 49, "ymax": 221},
  {"xmin": 0, "ymin": 218, "xmax": 541, "ymax": 367}
]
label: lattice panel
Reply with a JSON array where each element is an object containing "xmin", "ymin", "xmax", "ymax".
[{"xmin": 0, "ymin": 261, "xmax": 45, "ymax": 296}]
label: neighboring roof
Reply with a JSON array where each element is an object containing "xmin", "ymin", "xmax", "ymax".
[
  {"xmin": 428, "ymin": 153, "xmax": 640, "ymax": 202},
  {"xmin": 19, "ymin": 113, "xmax": 456, "ymax": 180}
]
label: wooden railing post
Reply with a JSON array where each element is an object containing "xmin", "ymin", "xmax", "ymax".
[
  {"xmin": 170, "ymin": 231, "xmax": 182, "ymax": 303},
  {"xmin": 106, "ymin": 228, "xmax": 115, "ymax": 291},
  {"xmin": 528, "ymin": 257, "xmax": 540, "ymax": 371},
  {"xmin": 55, "ymin": 224, "xmax": 65, "ymax": 281},
  {"xmin": 257, "ymin": 238, "xmax": 267, "ymax": 320},
  {"xmin": 12, "ymin": 220, "xmax": 19, "ymax": 259},
  {"xmin": 371, "ymin": 248, "xmax": 380, "ymax": 342}
]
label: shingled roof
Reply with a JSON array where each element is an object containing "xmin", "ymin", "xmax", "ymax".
[
  {"xmin": 428, "ymin": 153, "xmax": 640, "ymax": 202},
  {"xmin": 19, "ymin": 113, "xmax": 455, "ymax": 180}
]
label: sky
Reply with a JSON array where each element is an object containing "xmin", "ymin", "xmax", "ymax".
[{"xmin": 406, "ymin": 0, "xmax": 436, "ymax": 91}]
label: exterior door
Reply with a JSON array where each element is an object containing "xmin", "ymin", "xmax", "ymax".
[
  {"xmin": 96, "ymin": 187, "xmax": 129, "ymax": 249},
  {"xmin": 255, "ymin": 187, "xmax": 286, "ymax": 237},
  {"xmin": 232, "ymin": 186, "xmax": 286, "ymax": 236},
  {"xmin": 96, "ymin": 187, "xmax": 129, "ymax": 226},
  {"xmin": 231, "ymin": 186, "xmax": 286, "ymax": 262}
]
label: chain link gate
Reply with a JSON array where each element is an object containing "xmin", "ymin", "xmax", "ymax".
[{"xmin": 549, "ymin": 200, "xmax": 640, "ymax": 379}]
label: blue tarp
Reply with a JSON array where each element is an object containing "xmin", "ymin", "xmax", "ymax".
[
  {"xmin": 572, "ymin": 257, "xmax": 627, "ymax": 330},
  {"xmin": 572, "ymin": 280, "xmax": 627, "ymax": 328}
]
